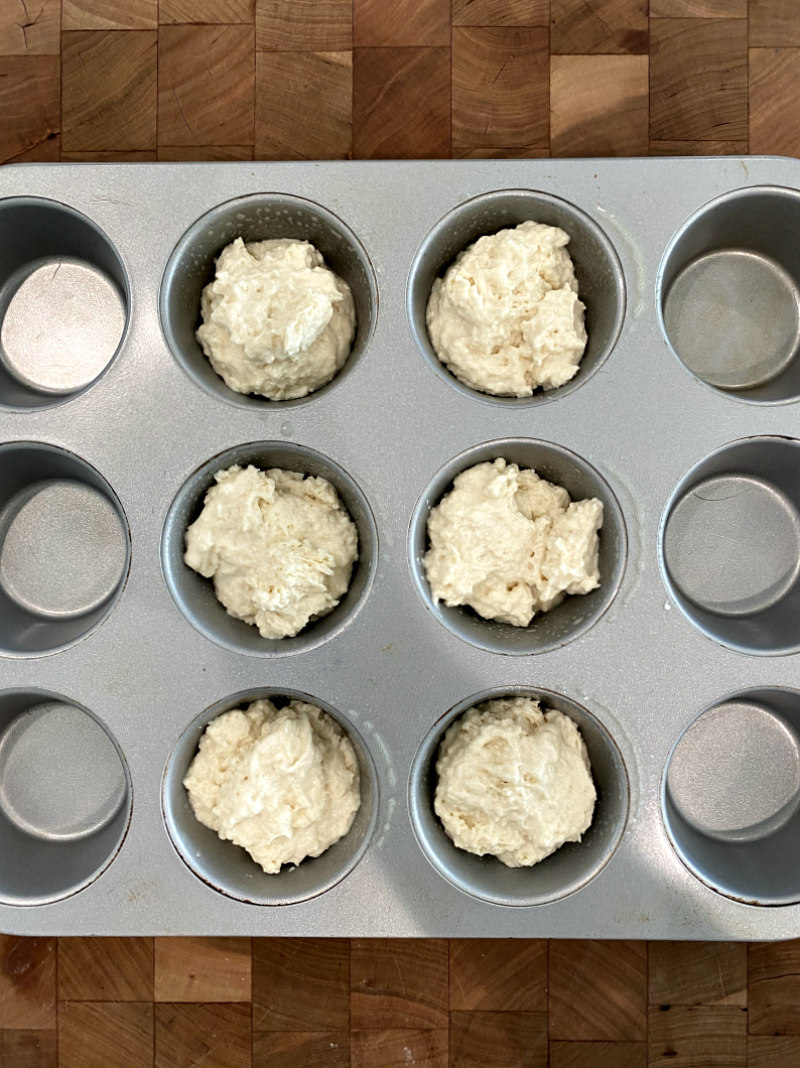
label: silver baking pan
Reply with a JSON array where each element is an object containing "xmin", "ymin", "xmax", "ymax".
[{"xmin": 2, "ymin": 158, "xmax": 800, "ymax": 938}]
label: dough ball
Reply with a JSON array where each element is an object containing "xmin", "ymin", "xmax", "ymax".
[
  {"xmin": 435, "ymin": 696, "xmax": 596, "ymax": 867},
  {"xmin": 426, "ymin": 221, "xmax": 587, "ymax": 397},
  {"xmin": 184, "ymin": 464, "xmax": 358, "ymax": 639},
  {"xmin": 197, "ymin": 237, "xmax": 355, "ymax": 400},
  {"xmin": 423, "ymin": 458, "xmax": 602, "ymax": 628},
  {"xmin": 184, "ymin": 699, "xmax": 361, "ymax": 874}
]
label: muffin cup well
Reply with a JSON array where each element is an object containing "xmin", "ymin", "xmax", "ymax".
[
  {"xmin": 407, "ymin": 189, "xmax": 625, "ymax": 405},
  {"xmin": 160, "ymin": 193, "xmax": 377, "ymax": 408},
  {"xmin": 0, "ymin": 197, "xmax": 128, "ymax": 410},
  {"xmin": 161, "ymin": 441, "xmax": 378, "ymax": 657},
  {"xmin": 0, "ymin": 442, "xmax": 130, "ymax": 657},
  {"xmin": 408, "ymin": 438, "xmax": 627, "ymax": 655},
  {"xmin": 659, "ymin": 436, "xmax": 800, "ymax": 656},
  {"xmin": 0, "ymin": 689, "xmax": 131, "ymax": 906},
  {"xmin": 162, "ymin": 689, "xmax": 379, "ymax": 905},
  {"xmin": 408, "ymin": 687, "xmax": 629, "ymax": 906},
  {"xmin": 658, "ymin": 186, "xmax": 800, "ymax": 403},
  {"xmin": 663, "ymin": 688, "xmax": 800, "ymax": 905}
]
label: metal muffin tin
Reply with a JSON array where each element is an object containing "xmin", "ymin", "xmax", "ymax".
[{"xmin": 3, "ymin": 158, "xmax": 800, "ymax": 937}]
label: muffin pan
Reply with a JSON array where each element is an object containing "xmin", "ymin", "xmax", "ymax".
[{"xmin": 3, "ymin": 158, "xmax": 800, "ymax": 938}]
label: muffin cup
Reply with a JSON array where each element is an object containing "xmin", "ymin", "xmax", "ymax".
[
  {"xmin": 659, "ymin": 436, "xmax": 800, "ymax": 655},
  {"xmin": 161, "ymin": 441, "xmax": 378, "ymax": 657},
  {"xmin": 408, "ymin": 687, "xmax": 629, "ymax": 906},
  {"xmin": 408, "ymin": 438, "xmax": 627, "ymax": 655},
  {"xmin": 162, "ymin": 688, "xmax": 380, "ymax": 905},
  {"xmin": 658, "ymin": 186, "xmax": 800, "ymax": 403},
  {"xmin": 159, "ymin": 193, "xmax": 377, "ymax": 408},
  {"xmin": 663, "ymin": 688, "xmax": 800, "ymax": 905},
  {"xmin": 407, "ymin": 189, "xmax": 626, "ymax": 405},
  {"xmin": 0, "ymin": 689, "xmax": 131, "ymax": 905},
  {"xmin": 0, "ymin": 442, "xmax": 130, "ymax": 657},
  {"xmin": 0, "ymin": 197, "xmax": 128, "ymax": 410}
]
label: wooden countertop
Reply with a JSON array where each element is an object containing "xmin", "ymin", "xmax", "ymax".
[{"xmin": 2, "ymin": 3, "xmax": 800, "ymax": 1068}]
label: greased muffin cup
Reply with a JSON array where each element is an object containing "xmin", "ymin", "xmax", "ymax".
[
  {"xmin": 408, "ymin": 687, "xmax": 629, "ymax": 907},
  {"xmin": 162, "ymin": 688, "xmax": 379, "ymax": 905},
  {"xmin": 4, "ymin": 158, "xmax": 800, "ymax": 938}
]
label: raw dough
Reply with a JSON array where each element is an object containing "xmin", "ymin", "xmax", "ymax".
[
  {"xmin": 435, "ymin": 696, "xmax": 596, "ymax": 867},
  {"xmin": 426, "ymin": 221, "xmax": 587, "ymax": 396},
  {"xmin": 184, "ymin": 464, "xmax": 358, "ymax": 639},
  {"xmin": 183, "ymin": 698, "xmax": 361, "ymax": 874},
  {"xmin": 197, "ymin": 237, "xmax": 355, "ymax": 400},
  {"xmin": 424, "ymin": 458, "xmax": 602, "ymax": 627}
]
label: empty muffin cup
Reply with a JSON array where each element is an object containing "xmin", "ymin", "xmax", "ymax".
[
  {"xmin": 162, "ymin": 689, "xmax": 379, "ymax": 905},
  {"xmin": 0, "ymin": 689, "xmax": 131, "ymax": 905},
  {"xmin": 0, "ymin": 442, "xmax": 130, "ymax": 657},
  {"xmin": 659, "ymin": 436, "xmax": 800, "ymax": 655},
  {"xmin": 658, "ymin": 186, "xmax": 800, "ymax": 402},
  {"xmin": 161, "ymin": 441, "xmax": 378, "ymax": 657},
  {"xmin": 0, "ymin": 197, "xmax": 128, "ymax": 409},
  {"xmin": 408, "ymin": 438, "xmax": 627, "ymax": 655},
  {"xmin": 407, "ymin": 189, "xmax": 626, "ymax": 405},
  {"xmin": 160, "ymin": 193, "xmax": 377, "ymax": 408},
  {"xmin": 408, "ymin": 687, "xmax": 629, "ymax": 906},
  {"xmin": 663, "ymin": 688, "xmax": 800, "ymax": 905}
]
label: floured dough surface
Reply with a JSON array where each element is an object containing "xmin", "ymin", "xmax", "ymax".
[
  {"xmin": 435, "ymin": 696, "xmax": 596, "ymax": 867},
  {"xmin": 426, "ymin": 221, "xmax": 587, "ymax": 396},
  {"xmin": 184, "ymin": 464, "xmax": 358, "ymax": 639},
  {"xmin": 197, "ymin": 237, "xmax": 355, "ymax": 400},
  {"xmin": 424, "ymin": 458, "xmax": 602, "ymax": 627},
  {"xmin": 184, "ymin": 699, "xmax": 361, "ymax": 874}
]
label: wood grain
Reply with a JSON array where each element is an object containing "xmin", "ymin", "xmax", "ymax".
[
  {"xmin": 157, "ymin": 145, "xmax": 254, "ymax": 160},
  {"xmin": 551, "ymin": 0, "xmax": 649, "ymax": 55},
  {"xmin": 58, "ymin": 938, "xmax": 153, "ymax": 1002},
  {"xmin": 551, "ymin": 54, "xmax": 649, "ymax": 156},
  {"xmin": 351, "ymin": 1028, "xmax": 448, "ymax": 1068},
  {"xmin": 256, "ymin": 0, "xmax": 352, "ymax": 51},
  {"xmin": 0, "ymin": 0, "xmax": 59, "ymax": 55},
  {"xmin": 155, "ymin": 937, "xmax": 251, "ymax": 1003},
  {"xmin": 58, "ymin": 1002, "xmax": 153, "ymax": 1068},
  {"xmin": 158, "ymin": 25, "xmax": 254, "ymax": 147},
  {"xmin": 648, "ymin": 1004, "xmax": 747, "ymax": 1068},
  {"xmin": 450, "ymin": 939, "xmax": 547, "ymax": 1011},
  {"xmin": 749, "ymin": 941, "xmax": 800, "ymax": 1036},
  {"xmin": 353, "ymin": 46, "xmax": 450, "ymax": 158},
  {"xmin": 550, "ymin": 1040, "xmax": 648, "ymax": 1067},
  {"xmin": 61, "ymin": 30, "xmax": 157, "ymax": 151},
  {"xmin": 0, "ymin": 938, "xmax": 55, "ymax": 1031},
  {"xmin": 651, "ymin": 0, "xmax": 746, "ymax": 15},
  {"xmin": 747, "ymin": 1036, "xmax": 800, "ymax": 1068},
  {"xmin": 253, "ymin": 938, "xmax": 350, "ymax": 1032},
  {"xmin": 750, "ymin": 48, "xmax": 800, "ymax": 156},
  {"xmin": 650, "ymin": 17, "xmax": 748, "ymax": 141},
  {"xmin": 452, "ymin": 27, "xmax": 549, "ymax": 150},
  {"xmin": 154, "ymin": 1003, "xmax": 251, "ymax": 1068},
  {"xmin": 0, "ymin": 1028, "xmax": 56, "ymax": 1068},
  {"xmin": 62, "ymin": 0, "xmax": 158, "ymax": 30},
  {"xmin": 748, "ymin": 0, "xmax": 800, "ymax": 45},
  {"xmin": 549, "ymin": 941, "xmax": 648, "ymax": 1042},
  {"xmin": 649, "ymin": 941, "xmax": 747, "ymax": 1008},
  {"xmin": 450, "ymin": 1011, "xmax": 549, "ymax": 1068},
  {"xmin": 649, "ymin": 139, "xmax": 749, "ymax": 153},
  {"xmin": 0, "ymin": 55, "xmax": 59, "ymax": 162},
  {"xmin": 354, "ymin": 0, "xmax": 450, "ymax": 46},
  {"xmin": 253, "ymin": 1031, "xmax": 350, "ymax": 1068},
  {"xmin": 452, "ymin": 0, "xmax": 549, "ymax": 26},
  {"xmin": 160, "ymin": 0, "xmax": 254, "ymax": 23},
  {"xmin": 256, "ymin": 51, "xmax": 352, "ymax": 159},
  {"xmin": 351, "ymin": 939, "xmax": 448, "ymax": 1031}
]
